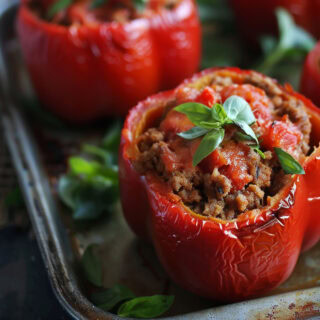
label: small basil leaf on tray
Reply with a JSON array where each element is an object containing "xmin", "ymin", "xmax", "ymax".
[
  {"xmin": 82, "ymin": 244, "xmax": 103, "ymax": 287},
  {"xmin": 91, "ymin": 284, "xmax": 136, "ymax": 311},
  {"xmin": 47, "ymin": 0, "xmax": 73, "ymax": 19},
  {"xmin": 117, "ymin": 295, "xmax": 175, "ymax": 318},
  {"xmin": 58, "ymin": 121, "xmax": 121, "ymax": 221},
  {"xmin": 274, "ymin": 147, "xmax": 305, "ymax": 174},
  {"xmin": 193, "ymin": 129, "xmax": 224, "ymax": 166}
]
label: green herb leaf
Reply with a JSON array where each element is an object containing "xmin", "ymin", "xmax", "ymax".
[
  {"xmin": 174, "ymin": 103, "xmax": 212, "ymax": 126},
  {"xmin": 47, "ymin": 0, "xmax": 72, "ymax": 19},
  {"xmin": 234, "ymin": 120, "xmax": 259, "ymax": 145},
  {"xmin": 274, "ymin": 147, "xmax": 305, "ymax": 174},
  {"xmin": 257, "ymin": 8, "xmax": 315, "ymax": 74},
  {"xmin": 92, "ymin": 284, "xmax": 136, "ymax": 311},
  {"xmin": 82, "ymin": 244, "xmax": 103, "ymax": 287},
  {"xmin": 117, "ymin": 295, "xmax": 174, "ymax": 318},
  {"xmin": 58, "ymin": 122, "xmax": 121, "ymax": 221},
  {"xmin": 211, "ymin": 103, "xmax": 228, "ymax": 123},
  {"xmin": 193, "ymin": 129, "xmax": 224, "ymax": 166},
  {"xmin": 199, "ymin": 121, "xmax": 222, "ymax": 129},
  {"xmin": 133, "ymin": 0, "xmax": 147, "ymax": 11},
  {"xmin": 235, "ymin": 131, "xmax": 256, "ymax": 142},
  {"xmin": 177, "ymin": 127, "xmax": 209, "ymax": 140},
  {"xmin": 90, "ymin": 0, "xmax": 108, "ymax": 9},
  {"xmin": 251, "ymin": 145, "xmax": 266, "ymax": 159},
  {"xmin": 223, "ymin": 95, "xmax": 256, "ymax": 125}
]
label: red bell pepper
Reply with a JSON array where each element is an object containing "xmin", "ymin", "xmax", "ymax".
[
  {"xmin": 229, "ymin": 0, "xmax": 319, "ymax": 43},
  {"xmin": 119, "ymin": 67, "xmax": 320, "ymax": 301},
  {"xmin": 300, "ymin": 41, "xmax": 320, "ymax": 108},
  {"xmin": 17, "ymin": 0, "xmax": 201, "ymax": 122}
]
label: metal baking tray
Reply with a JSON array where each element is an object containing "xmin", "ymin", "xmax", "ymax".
[{"xmin": 1, "ymin": 1, "xmax": 320, "ymax": 319}]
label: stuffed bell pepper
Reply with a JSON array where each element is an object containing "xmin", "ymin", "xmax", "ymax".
[
  {"xmin": 119, "ymin": 67, "xmax": 320, "ymax": 302},
  {"xmin": 17, "ymin": 0, "xmax": 201, "ymax": 122}
]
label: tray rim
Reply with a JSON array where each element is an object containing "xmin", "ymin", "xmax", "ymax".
[{"xmin": 0, "ymin": 2, "xmax": 320, "ymax": 319}]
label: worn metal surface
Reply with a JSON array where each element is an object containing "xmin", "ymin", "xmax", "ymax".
[{"xmin": 0, "ymin": 1, "xmax": 320, "ymax": 319}]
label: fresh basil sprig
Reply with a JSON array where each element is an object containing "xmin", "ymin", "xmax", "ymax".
[
  {"xmin": 47, "ymin": 0, "xmax": 73, "ymax": 19},
  {"xmin": 82, "ymin": 244, "xmax": 103, "ymax": 287},
  {"xmin": 175, "ymin": 95, "xmax": 264, "ymax": 166},
  {"xmin": 83, "ymin": 246, "xmax": 174, "ymax": 318},
  {"xmin": 274, "ymin": 147, "xmax": 305, "ymax": 174},
  {"xmin": 58, "ymin": 121, "xmax": 121, "ymax": 221},
  {"xmin": 117, "ymin": 295, "xmax": 174, "ymax": 318},
  {"xmin": 257, "ymin": 8, "xmax": 315, "ymax": 74},
  {"xmin": 91, "ymin": 284, "xmax": 136, "ymax": 311}
]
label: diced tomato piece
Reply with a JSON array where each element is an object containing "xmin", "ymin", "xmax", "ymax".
[
  {"xmin": 262, "ymin": 119, "xmax": 302, "ymax": 154},
  {"xmin": 195, "ymin": 87, "xmax": 220, "ymax": 107},
  {"xmin": 220, "ymin": 84, "xmax": 272, "ymax": 128},
  {"xmin": 160, "ymin": 110, "xmax": 194, "ymax": 137}
]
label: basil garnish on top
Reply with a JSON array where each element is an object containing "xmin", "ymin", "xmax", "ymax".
[
  {"xmin": 175, "ymin": 95, "xmax": 264, "ymax": 166},
  {"xmin": 47, "ymin": 0, "xmax": 72, "ymax": 19},
  {"xmin": 175, "ymin": 95, "xmax": 305, "ymax": 174}
]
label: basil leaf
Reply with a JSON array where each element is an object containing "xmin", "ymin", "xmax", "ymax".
[
  {"xmin": 90, "ymin": 0, "xmax": 108, "ymax": 9},
  {"xmin": 47, "ymin": 0, "xmax": 72, "ymax": 19},
  {"xmin": 193, "ymin": 129, "xmax": 224, "ymax": 166},
  {"xmin": 82, "ymin": 244, "xmax": 103, "ymax": 287},
  {"xmin": 235, "ymin": 131, "xmax": 255, "ymax": 142},
  {"xmin": 251, "ymin": 146, "xmax": 266, "ymax": 159},
  {"xmin": 223, "ymin": 96, "xmax": 256, "ymax": 125},
  {"xmin": 234, "ymin": 120, "xmax": 259, "ymax": 145},
  {"xmin": 199, "ymin": 121, "xmax": 222, "ymax": 129},
  {"xmin": 92, "ymin": 284, "xmax": 136, "ymax": 311},
  {"xmin": 134, "ymin": 0, "xmax": 147, "ymax": 11},
  {"xmin": 177, "ymin": 127, "xmax": 209, "ymax": 140},
  {"xmin": 211, "ymin": 103, "xmax": 228, "ymax": 122},
  {"xmin": 274, "ymin": 147, "xmax": 305, "ymax": 174},
  {"xmin": 257, "ymin": 9, "xmax": 315, "ymax": 73},
  {"xmin": 102, "ymin": 120, "xmax": 122, "ymax": 152},
  {"xmin": 174, "ymin": 103, "xmax": 212, "ymax": 126},
  {"xmin": 117, "ymin": 295, "xmax": 174, "ymax": 318},
  {"xmin": 58, "ymin": 124, "xmax": 121, "ymax": 221}
]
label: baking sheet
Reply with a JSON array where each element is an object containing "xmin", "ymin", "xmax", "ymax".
[{"xmin": 0, "ymin": 1, "xmax": 320, "ymax": 319}]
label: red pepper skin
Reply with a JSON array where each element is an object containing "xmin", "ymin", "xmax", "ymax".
[
  {"xmin": 119, "ymin": 67, "xmax": 320, "ymax": 301},
  {"xmin": 17, "ymin": 0, "xmax": 201, "ymax": 123},
  {"xmin": 229, "ymin": 0, "xmax": 315, "ymax": 43},
  {"xmin": 300, "ymin": 41, "xmax": 320, "ymax": 109}
]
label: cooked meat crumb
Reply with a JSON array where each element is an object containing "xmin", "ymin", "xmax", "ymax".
[{"xmin": 134, "ymin": 70, "xmax": 311, "ymax": 220}]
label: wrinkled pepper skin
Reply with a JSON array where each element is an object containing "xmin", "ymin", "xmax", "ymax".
[
  {"xmin": 229, "ymin": 0, "xmax": 319, "ymax": 43},
  {"xmin": 119, "ymin": 67, "xmax": 320, "ymax": 301},
  {"xmin": 17, "ymin": 0, "xmax": 201, "ymax": 122}
]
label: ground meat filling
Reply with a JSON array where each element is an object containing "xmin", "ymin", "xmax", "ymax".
[
  {"xmin": 135, "ymin": 70, "xmax": 311, "ymax": 220},
  {"xmin": 29, "ymin": 0, "xmax": 179, "ymax": 25}
]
